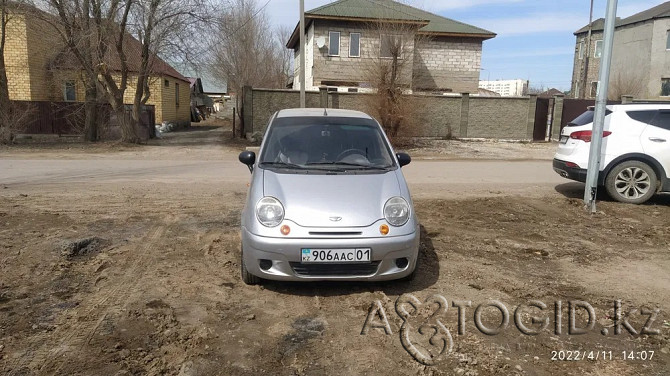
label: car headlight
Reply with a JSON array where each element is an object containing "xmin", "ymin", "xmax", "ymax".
[
  {"xmin": 384, "ymin": 197, "xmax": 409, "ymax": 227},
  {"xmin": 256, "ymin": 197, "xmax": 284, "ymax": 227}
]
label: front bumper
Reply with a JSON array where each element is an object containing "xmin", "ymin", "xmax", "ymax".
[{"xmin": 241, "ymin": 226, "xmax": 420, "ymax": 281}]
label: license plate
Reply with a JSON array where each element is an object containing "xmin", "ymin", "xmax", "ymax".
[
  {"xmin": 301, "ymin": 248, "xmax": 371, "ymax": 263},
  {"xmin": 560, "ymin": 136, "xmax": 569, "ymax": 144}
]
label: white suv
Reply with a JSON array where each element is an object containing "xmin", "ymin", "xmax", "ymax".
[{"xmin": 553, "ymin": 103, "xmax": 670, "ymax": 204}]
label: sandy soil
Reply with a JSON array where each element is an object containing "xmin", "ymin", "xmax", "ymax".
[{"xmin": 0, "ymin": 123, "xmax": 668, "ymax": 375}]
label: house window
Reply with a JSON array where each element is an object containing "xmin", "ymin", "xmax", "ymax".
[
  {"xmin": 578, "ymin": 41, "xmax": 584, "ymax": 59},
  {"xmin": 175, "ymin": 82, "xmax": 180, "ymax": 106},
  {"xmin": 590, "ymin": 81, "xmax": 599, "ymax": 97},
  {"xmin": 662, "ymin": 78, "xmax": 670, "ymax": 96},
  {"xmin": 667, "ymin": 30, "xmax": 670, "ymax": 50},
  {"xmin": 349, "ymin": 33, "xmax": 361, "ymax": 57},
  {"xmin": 380, "ymin": 34, "xmax": 402, "ymax": 58},
  {"xmin": 574, "ymin": 83, "xmax": 580, "ymax": 98},
  {"xmin": 164, "ymin": 79, "xmax": 170, "ymax": 87},
  {"xmin": 594, "ymin": 40, "xmax": 603, "ymax": 58},
  {"xmin": 63, "ymin": 81, "xmax": 76, "ymax": 101},
  {"xmin": 328, "ymin": 31, "xmax": 340, "ymax": 56}
]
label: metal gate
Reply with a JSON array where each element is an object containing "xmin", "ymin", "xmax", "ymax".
[{"xmin": 533, "ymin": 97, "xmax": 551, "ymax": 141}]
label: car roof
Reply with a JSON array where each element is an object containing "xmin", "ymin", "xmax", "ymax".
[
  {"xmin": 608, "ymin": 103, "xmax": 670, "ymax": 111},
  {"xmin": 276, "ymin": 108, "xmax": 374, "ymax": 119}
]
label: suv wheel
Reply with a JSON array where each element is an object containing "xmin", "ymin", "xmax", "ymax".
[
  {"xmin": 241, "ymin": 247, "xmax": 261, "ymax": 285},
  {"xmin": 605, "ymin": 160, "xmax": 657, "ymax": 204}
]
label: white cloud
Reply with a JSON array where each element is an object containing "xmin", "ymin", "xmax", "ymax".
[
  {"xmin": 427, "ymin": 0, "xmax": 525, "ymax": 12},
  {"xmin": 469, "ymin": 13, "xmax": 587, "ymax": 35},
  {"xmin": 266, "ymin": 0, "xmax": 332, "ymax": 27},
  {"xmin": 486, "ymin": 47, "xmax": 573, "ymax": 59}
]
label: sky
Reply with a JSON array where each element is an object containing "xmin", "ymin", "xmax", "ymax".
[{"xmin": 263, "ymin": 0, "xmax": 667, "ymax": 91}]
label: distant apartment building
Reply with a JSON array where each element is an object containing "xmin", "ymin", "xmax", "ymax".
[{"xmin": 478, "ymin": 79, "xmax": 528, "ymax": 96}]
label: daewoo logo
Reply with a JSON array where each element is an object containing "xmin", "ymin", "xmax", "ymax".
[{"xmin": 329, "ymin": 216, "xmax": 342, "ymax": 222}]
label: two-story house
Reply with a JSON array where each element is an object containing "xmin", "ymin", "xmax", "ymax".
[
  {"xmin": 286, "ymin": 0, "xmax": 495, "ymax": 94},
  {"xmin": 570, "ymin": 1, "xmax": 670, "ymax": 99},
  {"xmin": 3, "ymin": 4, "xmax": 190, "ymax": 125}
]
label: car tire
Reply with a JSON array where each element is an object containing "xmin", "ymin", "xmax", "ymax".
[
  {"xmin": 605, "ymin": 160, "xmax": 657, "ymax": 204},
  {"xmin": 241, "ymin": 247, "xmax": 261, "ymax": 285}
]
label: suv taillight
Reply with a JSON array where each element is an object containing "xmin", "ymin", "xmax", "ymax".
[{"xmin": 569, "ymin": 130, "xmax": 612, "ymax": 143}]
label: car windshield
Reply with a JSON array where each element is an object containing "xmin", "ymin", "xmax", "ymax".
[{"xmin": 259, "ymin": 116, "xmax": 395, "ymax": 171}]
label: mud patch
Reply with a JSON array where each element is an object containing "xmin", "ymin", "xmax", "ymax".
[
  {"xmin": 279, "ymin": 317, "xmax": 328, "ymax": 357},
  {"xmin": 60, "ymin": 237, "xmax": 107, "ymax": 259}
]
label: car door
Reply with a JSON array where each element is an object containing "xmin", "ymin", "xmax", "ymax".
[{"xmin": 640, "ymin": 109, "xmax": 670, "ymax": 184}]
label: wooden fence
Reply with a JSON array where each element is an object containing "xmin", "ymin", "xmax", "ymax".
[{"xmin": 14, "ymin": 101, "xmax": 155, "ymax": 137}]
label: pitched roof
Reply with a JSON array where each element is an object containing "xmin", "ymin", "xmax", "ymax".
[
  {"xmin": 175, "ymin": 65, "xmax": 228, "ymax": 94},
  {"xmin": 50, "ymin": 30, "xmax": 188, "ymax": 83},
  {"xmin": 617, "ymin": 1, "xmax": 670, "ymax": 27},
  {"xmin": 575, "ymin": 1, "xmax": 670, "ymax": 34},
  {"xmin": 574, "ymin": 17, "xmax": 625, "ymax": 34},
  {"xmin": 288, "ymin": 0, "xmax": 495, "ymax": 48}
]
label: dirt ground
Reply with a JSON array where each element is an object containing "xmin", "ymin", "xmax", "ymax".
[{"xmin": 0, "ymin": 122, "xmax": 669, "ymax": 375}]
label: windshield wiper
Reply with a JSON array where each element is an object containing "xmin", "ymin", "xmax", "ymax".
[
  {"xmin": 259, "ymin": 161, "xmax": 304, "ymax": 169},
  {"xmin": 306, "ymin": 162, "xmax": 391, "ymax": 170}
]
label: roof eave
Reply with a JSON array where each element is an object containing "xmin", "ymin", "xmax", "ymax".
[{"xmin": 419, "ymin": 31, "xmax": 496, "ymax": 40}]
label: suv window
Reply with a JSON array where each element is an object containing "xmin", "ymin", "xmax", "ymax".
[
  {"xmin": 568, "ymin": 109, "xmax": 612, "ymax": 126},
  {"xmin": 651, "ymin": 110, "xmax": 670, "ymax": 130},
  {"xmin": 627, "ymin": 110, "xmax": 656, "ymax": 124}
]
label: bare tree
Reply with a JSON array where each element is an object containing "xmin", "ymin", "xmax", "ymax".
[
  {"xmin": 273, "ymin": 24, "xmax": 293, "ymax": 89},
  {"xmin": 361, "ymin": 20, "xmax": 427, "ymax": 140},
  {"xmin": 212, "ymin": 0, "xmax": 284, "ymax": 93},
  {"xmin": 608, "ymin": 71, "xmax": 645, "ymax": 100},
  {"xmin": 126, "ymin": 0, "xmax": 213, "ymax": 138}
]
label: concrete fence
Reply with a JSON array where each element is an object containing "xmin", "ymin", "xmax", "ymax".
[{"xmin": 242, "ymin": 86, "xmax": 546, "ymax": 140}]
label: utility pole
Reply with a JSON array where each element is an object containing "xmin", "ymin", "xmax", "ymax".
[
  {"xmin": 581, "ymin": 0, "xmax": 594, "ymax": 98},
  {"xmin": 584, "ymin": 0, "xmax": 618, "ymax": 213},
  {"xmin": 299, "ymin": 0, "xmax": 306, "ymax": 108}
]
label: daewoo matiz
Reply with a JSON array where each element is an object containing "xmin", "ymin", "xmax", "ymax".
[{"xmin": 238, "ymin": 108, "xmax": 419, "ymax": 284}]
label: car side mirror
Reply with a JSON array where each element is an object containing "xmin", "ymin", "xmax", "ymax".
[
  {"xmin": 239, "ymin": 151, "xmax": 256, "ymax": 173},
  {"xmin": 396, "ymin": 152, "xmax": 411, "ymax": 167}
]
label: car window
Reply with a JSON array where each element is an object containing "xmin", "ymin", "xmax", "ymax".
[
  {"xmin": 651, "ymin": 110, "xmax": 670, "ymax": 131},
  {"xmin": 259, "ymin": 116, "xmax": 395, "ymax": 171},
  {"xmin": 627, "ymin": 110, "xmax": 656, "ymax": 125},
  {"xmin": 568, "ymin": 109, "xmax": 612, "ymax": 126}
]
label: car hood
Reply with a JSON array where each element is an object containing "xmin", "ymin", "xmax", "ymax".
[{"xmin": 263, "ymin": 170, "xmax": 401, "ymax": 227}]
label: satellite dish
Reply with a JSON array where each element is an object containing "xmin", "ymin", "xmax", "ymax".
[{"xmin": 316, "ymin": 36, "xmax": 326, "ymax": 49}]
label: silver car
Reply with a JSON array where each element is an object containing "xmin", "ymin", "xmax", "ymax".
[{"xmin": 238, "ymin": 108, "xmax": 419, "ymax": 284}]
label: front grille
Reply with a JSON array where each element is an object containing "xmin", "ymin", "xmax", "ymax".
[
  {"xmin": 308, "ymin": 231, "xmax": 363, "ymax": 236},
  {"xmin": 290, "ymin": 261, "xmax": 380, "ymax": 276}
]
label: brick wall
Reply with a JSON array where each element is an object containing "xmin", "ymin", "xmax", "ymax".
[
  {"xmin": 570, "ymin": 31, "xmax": 603, "ymax": 98},
  {"xmin": 155, "ymin": 76, "xmax": 191, "ymax": 124},
  {"xmin": 311, "ymin": 20, "xmax": 415, "ymax": 88},
  {"xmin": 25, "ymin": 13, "xmax": 64, "ymax": 101},
  {"xmin": 413, "ymin": 36, "xmax": 481, "ymax": 93},
  {"xmin": 467, "ymin": 97, "xmax": 530, "ymax": 138},
  {"xmin": 4, "ymin": 14, "xmax": 31, "ymax": 100},
  {"xmin": 307, "ymin": 20, "xmax": 483, "ymax": 93},
  {"xmin": 248, "ymin": 88, "xmax": 536, "ymax": 140}
]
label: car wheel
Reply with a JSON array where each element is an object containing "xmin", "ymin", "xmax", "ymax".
[
  {"xmin": 240, "ymin": 247, "xmax": 261, "ymax": 285},
  {"xmin": 605, "ymin": 160, "xmax": 657, "ymax": 204}
]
